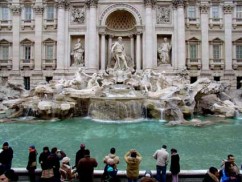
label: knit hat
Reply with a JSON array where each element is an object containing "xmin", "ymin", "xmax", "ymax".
[
  {"xmin": 62, "ymin": 157, "xmax": 70, "ymax": 164},
  {"xmin": 29, "ymin": 145, "xmax": 35, "ymax": 149},
  {"xmin": 3, "ymin": 142, "xmax": 9, "ymax": 147}
]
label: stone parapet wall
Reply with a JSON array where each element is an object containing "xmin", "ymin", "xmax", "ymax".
[{"xmin": 12, "ymin": 168, "xmax": 242, "ymax": 182}]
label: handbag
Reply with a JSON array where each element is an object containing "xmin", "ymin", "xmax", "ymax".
[
  {"xmin": 41, "ymin": 168, "xmax": 54, "ymax": 178},
  {"xmin": 31, "ymin": 162, "xmax": 37, "ymax": 167}
]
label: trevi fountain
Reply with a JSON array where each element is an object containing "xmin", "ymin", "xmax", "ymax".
[{"xmin": 1, "ymin": 37, "xmax": 242, "ymax": 170}]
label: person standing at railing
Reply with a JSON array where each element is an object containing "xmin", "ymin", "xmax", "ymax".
[
  {"xmin": 124, "ymin": 149, "xmax": 142, "ymax": 182},
  {"xmin": 153, "ymin": 145, "xmax": 169, "ymax": 182},
  {"xmin": 26, "ymin": 145, "xmax": 37, "ymax": 182},
  {"xmin": 0, "ymin": 142, "xmax": 13, "ymax": 172}
]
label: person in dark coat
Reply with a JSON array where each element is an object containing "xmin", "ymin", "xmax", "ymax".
[
  {"xmin": 47, "ymin": 147, "xmax": 61, "ymax": 182},
  {"xmin": 26, "ymin": 145, "xmax": 37, "ymax": 182},
  {"xmin": 203, "ymin": 167, "xmax": 219, "ymax": 182},
  {"xmin": 39, "ymin": 146, "xmax": 50, "ymax": 170},
  {"xmin": 77, "ymin": 149, "xmax": 98, "ymax": 182},
  {"xmin": 75, "ymin": 144, "xmax": 86, "ymax": 167},
  {"xmin": 170, "ymin": 148, "xmax": 180, "ymax": 182},
  {"xmin": 0, "ymin": 142, "xmax": 13, "ymax": 171}
]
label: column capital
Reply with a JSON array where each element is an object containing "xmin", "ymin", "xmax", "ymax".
[
  {"xmin": 85, "ymin": 0, "xmax": 98, "ymax": 8},
  {"xmin": 57, "ymin": 0, "xmax": 69, "ymax": 9},
  {"xmin": 33, "ymin": 5, "xmax": 44, "ymax": 15},
  {"xmin": 9, "ymin": 5, "xmax": 21, "ymax": 16},
  {"xmin": 223, "ymin": 4, "xmax": 234, "ymax": 14},
  {"xmin": 144, "ymin": 0, "xmax": 157, "ymax": 7},
  {"xmin": 199, "ymin": 3, "xmax": 210, "ymax": 14},
  {"xmin": 172, "ymin": 0, "xmax": 185, "ymax": 8}
]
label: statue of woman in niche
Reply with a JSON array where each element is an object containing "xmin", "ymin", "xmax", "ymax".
[
  {"xmin": 157, "ymin": 37, "xmax": 171, "ymax": 65},
  {"xmin": 111, "ymin": 37, "xmax": 129, "ymax": 71},
  {"xmin": 71, "ymin": 38, "xmax": 84, "ymax": 66}
]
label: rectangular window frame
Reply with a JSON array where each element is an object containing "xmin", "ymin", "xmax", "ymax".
[
  {"xmin": 46, "ymin": 6, "xmax": 54, "ymax": 21},
  {"xmin": 1, "ymin": 7, "xmax": 9, "ymax": 21},
  {"xmin": 189, "ymin": 44, "xmax": 197, "ymax": 59},
  {"xmin": 236, "ymin": 5, "xmax": 242, "ymax": 20},
  {"xmin": 24, "ymin": 6, "xmax": 32, "ymax": 21},
  {"xmin": 2, "ymin": 46, "xmax": 9, "ymax": 60},
  {"xmin": 211, "ymin": 5, "xmax": 220, "ymax": 21},
  {"xmin": 24, "ymin": 46, "xmax": 31, "ymax": 62},
  {"xmin": 46, "ymin": 45, "xmax": 54, "ymax": 60},
  {"xmin": 236, "ymin": 45, "xmax": 242, "ymax": 60},
  {"xmin": 213, "ymin": 45, "xmax": 221, "ymax": 60},
  {"xmin": 187, "ymin": 6, "xmax": 196, "ymax": 21}
]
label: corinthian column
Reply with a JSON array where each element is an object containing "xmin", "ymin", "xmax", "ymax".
[
  {"xmin": 33, "ymin": 4, "xmax": 44, "ymax": 70},
  {"xmin": 10, "ymin": 5, "xmax": 21, "ymax": 71},
  {"xmin": 200, "ymin": 3, "xmax": 210, "ymax": 70},
  {"xmin": 86, "ymin": 0, "xmax": 98, "ymax": 71},
  {"xmin": 224, "ymin": 3, "xmax": 233, "ymax": 70},
  {"xmin": 173, "ymin": 0, "xmax": 186, "ymax": 69},
  {"xmin": 100, "ymin": 33, "xmax": 106, "ymax": 70},
  {"xmin": 144, "ymin": 0, "xmax": 155, "ymax": 69},
  {"xmin": 172, "ymin": 4, "xmax": 178, "ymax": 69},
  {"xmin": 56, "ymin": 0, "xmax": 67, "ymax": 70}
]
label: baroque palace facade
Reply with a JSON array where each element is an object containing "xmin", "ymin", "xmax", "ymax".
[{"xmin": 0, "ymin": 0, "xmax": 242, "ymax": 89}]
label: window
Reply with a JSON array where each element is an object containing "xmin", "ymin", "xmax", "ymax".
[
  {"xmin": 213, "ymin": 45, "xmax": 220, "ymax": 59},
  {"xmin": 1, "ymin": 7, "xmax": 9, "ymax": 21},
  {"xmin": 46, "ymin": 6, "xmax": 54, "ymax": 20},
  {"xmin": 46, "ymin": 45, "xmax": 54, "ymax": 60},
  {"xmin": 2, "ymin": 46, "xmax": 8, "ymax": 60},
  {"xmin": 24, "ymin": 46, "xmax": 31, "ymax": 62},
  {"xmin": 214, "ymin": 77, "xmax": 220, "ymax": 81},
  {"xmin": 25, "ymin": 7, "xmax": 32, "ymax": 21},
  {"xmin": 236, "ymin": 5, "xmax": 242, "ymax": 20},
  {"xmin": 237, "ymin": 77, "xmax": 242, "ymax": 89},
  {"xmin": 187, "ymin": 6, "xmax": 196, "ymax": 20},
  {"xmin": 190, "ymin": 77, "xmax": 197, "ymax": 84},
  {"xmin": 190, "ymin": 44, "xmax": 197, "ymax": 59},
  {"xmin": 211, "ymin": 6, "xmax": 219, "ymax": 20},
  {"xmin": 46, "ymin": 77, "xmax": 53, "ymax": 83},
  {"xmin": 24, "ymin": 77, "xmax": 30, "ymax": 90},
  {"xmin": 236, "ymin": 45, "xmax": 242, "ymax": 60}
]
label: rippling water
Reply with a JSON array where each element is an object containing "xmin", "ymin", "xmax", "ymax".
[{"xmin": 1, "ymin": 116, "xmax": 242, "ymax": 170}]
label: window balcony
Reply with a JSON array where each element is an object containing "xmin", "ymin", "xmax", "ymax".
[
  {"xmin": 209, "ymin": 18, "xmax": 223, "ymax": 29},
  {"xmin": 20, "ymin": 59, "xmax": 34, "ymax": 70},
  {"xmin": 0, "ymin": 20, "xmax": 12, "ymax": 30},
  {"xmin": 21, "ymin": 19, "xmax": 35, "ymax": 30},
  {"xmin": 209, "ymin": 59, "xmax": 224, "ymax": 70},
  {"xmin": 0, "ymin": 59, "xmax": 12, "ymax": 70},
  {"xmin": 186, "ymin": 58, "xmax": 201, "ymax": 70},
  {"xmin": 232, "ymin": 18, "xmax": 242, "ymax": 29},
  {"xmin": 42, "ymin": 59, "xmax": 56, "ymax": 70},
  {"xmin": 232, "ymin": 59, "xmax": 242, "ymax": 70},
  {"xmin": 185, "ymin": 18, "xmax": 200, "ymax": 28},
  {"xmin": 43, "ymin": 19, "xmax": 57, "ymax": 29}
]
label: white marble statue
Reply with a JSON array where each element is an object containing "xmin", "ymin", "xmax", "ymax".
[
  {"xmin": 158, "ymin": 37, "xmax": 171, "ymax": 64},
  {"xmin": 71, "ymin": 38, "xmax": 84, "ymax": 66},
  {"xmin": 111, "ymin": 37, "xmax": 129, "ymax": 71}
]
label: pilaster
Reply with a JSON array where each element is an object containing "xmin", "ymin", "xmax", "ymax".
[
  {"xmin": 172, "ymin": 3, "xmax": 177, "ymax": 69},
  {"xmin": 200, "ymin": 3, "xmax": 210, "ymax": 70},
  {"xmin": 136, "ymin": 33, "xmax": 141, "ymax": 70},
  {"xmin": 10, "ymin": 5, "xmax": 21, "ymax": 71},
  {"xmin": 33, "ymin": 4, "xmax": 44, "ymax": 70},
  {"xmin": 223, "ymin": 3, "xmax": 234, "ymax": 70},
  {"xmin": 144, "ymin": 0, "xmax": 156, "ymax": 69},
  {"xmin": 86, "ymin": 0, "xmax": 98, "ymax": 71},
  {"xmin": 173, "ymin": 0, "xmax": 186, "ymax": 69},
  {"xmin": 56, "ymin": 0, "xmax": 68, "ymax": 70}
]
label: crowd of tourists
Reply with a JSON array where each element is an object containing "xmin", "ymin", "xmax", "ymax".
[{"xmin": 0, "ymin": 142, "xmax": 240, "ymax": 182}]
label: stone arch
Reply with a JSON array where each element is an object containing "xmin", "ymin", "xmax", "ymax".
[{"xmin": 99, "ymin": 3, "xmax": 142, "ymax": 26}]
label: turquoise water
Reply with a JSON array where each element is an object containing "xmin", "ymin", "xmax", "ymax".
[{"xmin": 1, "ymin": 116, "xmax": 242, "ymax": 171}]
